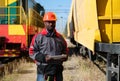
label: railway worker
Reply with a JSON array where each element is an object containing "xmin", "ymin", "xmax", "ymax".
[{"xmin": 29, "ymin": 12, "xmax": 68, "ymax": 81}]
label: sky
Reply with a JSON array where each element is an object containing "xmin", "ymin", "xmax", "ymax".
[{"xmin": 35, "ymin": 0, "xmax": 72, "ymax": 33}]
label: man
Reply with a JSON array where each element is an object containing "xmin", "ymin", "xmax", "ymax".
[{"xmin": 29, "ymin": 12, "xmax": 68, "ymax": 81}]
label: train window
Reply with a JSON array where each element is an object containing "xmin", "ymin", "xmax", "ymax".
[
  {"xmin": 0, "ymin": 8, "xmax": 5, "ymax": 14},
  {"xmin": 0, "ymin": 16, "xmax": 8, "ymax": 24},
  {"xmin": 9, "ymin": 7, "xmax": 19, "ymax": 14},
  {"xmin": 0, "ymin": 8, "xmax": 8, "ymax": 24},
  {"xmin": 10, "ymin": 16, "xmax": 20, "ymax": 24}
]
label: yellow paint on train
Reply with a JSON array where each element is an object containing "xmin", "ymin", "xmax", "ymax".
[
  {"xmin": 97, "ymin": 0, "xmax": 120, "ymax": 43},
  {"xmin": 8, "ymin": 0, "xmax": 17, "ymax": 5},
  {"xmin": 0, "ymin": 0, "xmax": 17, "ymax": 6},
  {"xmin": 8, "ymin": 25, "xmax": 25, "ymax": 35},
  {"xmin": 67, "ymin": 0, "xmax": 120, "ymax": 51},
  {"xmin": 0, "ymin": 0, "xmax": 6, "ymax": 6},
  {"xmin": 4, "ymin": 54, "xmax": 8, "ymax": 57}
]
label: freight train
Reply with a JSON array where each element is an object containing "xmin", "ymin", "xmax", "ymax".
[
  {"xmin": 0, "ymin": 0, "xmax": 45, "ymax": 57},
  {"xmin": 67, "ymin": 0, "xmax": 120, "ymax": 81}
]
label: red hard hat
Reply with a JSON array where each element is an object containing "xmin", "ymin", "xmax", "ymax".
[{"xmin": 43, "ymin": 12, "xmax": 57, "ymax": 21}]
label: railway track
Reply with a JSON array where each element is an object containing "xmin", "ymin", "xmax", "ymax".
[
  {"xmin": 0, "ymin": 56, "xmax": 28, "ymax": 79},
  {"xmin": 68, "ymin": 44, "xmax": 119, "ymax": 81},
  {"xmin": 66, "ymin": 41, "xmax": 108, "ymax": 80},
  {"xmin": 63, "ymin": 55, "xmax": 106, "ymax": 81}
]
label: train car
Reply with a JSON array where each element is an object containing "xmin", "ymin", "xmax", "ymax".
[
  {"xmin": 67, "ymin": 0, "xmax": 120, "ymax": 81},
  {"xmin": 0, "ymin": 0, "xmax": 45, "ymax": 57}
]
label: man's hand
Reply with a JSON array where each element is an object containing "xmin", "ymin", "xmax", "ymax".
[
  {"xmin": 60, "ymin": 54, "xmax": 68, "ymax": 61},
  {"xmin": 45, "ymin": 55, "xmax": 52, "ymax": 62}
]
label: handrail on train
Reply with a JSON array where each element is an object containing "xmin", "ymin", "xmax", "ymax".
[{"xmin": 0, "ymin": 6, "xmax": 27, "ymax": 25}]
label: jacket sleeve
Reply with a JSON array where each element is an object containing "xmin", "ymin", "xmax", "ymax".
[
  {"xmin": 61, "ymin": 36, "xmax": 69, "ymax": 61},
  {"xmin": 29, "ymin": 34, "xmax": 46, "ymax": 63},
  {"xmin": 63, "ymin": 39, "xmax": 69, "ymax": 55}
]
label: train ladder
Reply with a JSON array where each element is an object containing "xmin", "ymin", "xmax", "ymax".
[{"xmin": 106, "ymin": 53, "xmax": 120, "ymax": 81}]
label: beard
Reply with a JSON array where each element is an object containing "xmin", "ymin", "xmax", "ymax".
[{"xmin": 46, "ymin": 26, "xmax": 55, "ymax": 32}]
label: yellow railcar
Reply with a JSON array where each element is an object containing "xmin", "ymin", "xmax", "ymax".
[{"xmin": 67, "ymin": 0, "xmax": 120, "ymax": 81}]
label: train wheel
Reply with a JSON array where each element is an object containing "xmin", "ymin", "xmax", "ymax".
[
  {"xmin": 79, "ymin": 46, "xmax": 95, "ymax": 61},
  {"xmin": 79, "ymin": 46, "xmax": 87, "ymax": 58},
  {"xmin": 87, "ymin": 49, "xmax": 92, "ymax": 60},
  {"xmin": 87, "ymin": 49, "xmax": 95, "ymax": 61}
]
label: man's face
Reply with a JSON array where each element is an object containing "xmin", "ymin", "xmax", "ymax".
[{"xmin": 44, "ymin": 21, "xmax": 56, "ymax": 31}]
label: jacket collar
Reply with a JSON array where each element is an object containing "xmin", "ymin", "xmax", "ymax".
[{"xmin": 40, "ymin": 28, "xmax": 60, "ymax": 37}]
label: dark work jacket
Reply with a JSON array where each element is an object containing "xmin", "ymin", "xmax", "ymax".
[{"xmin": 29, "ymin": 28, "xmax": 68, "ymax": 74}]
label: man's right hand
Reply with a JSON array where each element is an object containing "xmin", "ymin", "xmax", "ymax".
[{"xmin": 45, "ymin": 55, "xmax": 52, "ymax": 62}]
